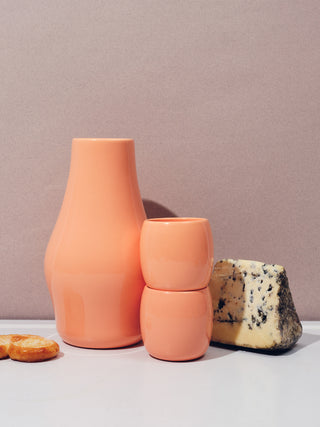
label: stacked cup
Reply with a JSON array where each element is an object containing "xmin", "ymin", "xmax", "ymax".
[{"xmin": 140, "ymin": 217, "xmax": 214, "ymax": 361}]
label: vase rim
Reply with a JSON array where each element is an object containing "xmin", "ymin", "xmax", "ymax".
[{"xmin": 72, "ymin": 138, "xmax": 134, "ymax": 144}]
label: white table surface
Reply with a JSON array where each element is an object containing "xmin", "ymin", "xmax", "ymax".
[{"xmin": 0, "ymin": 320, "xmax": 319, "ymax": 427}]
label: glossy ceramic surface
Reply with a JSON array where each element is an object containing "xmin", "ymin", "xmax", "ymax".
[
  {"xmin": 140, "ymin": 218, "xmax": 214, "ymax": 291},
  {"xmin": 140, "ymin": 286, "xmax": 213, "ymax": 361},
  {"xmin": 44, "ymin": 138, "xmax": 146, "ymax": 348}
]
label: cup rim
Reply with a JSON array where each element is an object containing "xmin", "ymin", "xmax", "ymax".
[
  {"xmin": 145, "ymin": 217, "xmax": 208, "ymax": 224},
  {"xmin": 72, "ymin": 138, "xmax": 133, "ymax": 144},
  {"xmin": 145, "ymin": 284, "xmax": 209, "ymax": 293}
]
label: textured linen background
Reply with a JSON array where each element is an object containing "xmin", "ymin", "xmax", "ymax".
[{"xmin": 0, "ymin": 1, "xmax": 319, "ymax": 319}]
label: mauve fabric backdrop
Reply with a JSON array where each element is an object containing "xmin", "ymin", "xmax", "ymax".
[{"xmin": 0, "ymin": 1, "xmax": 319, "ymax": 319}]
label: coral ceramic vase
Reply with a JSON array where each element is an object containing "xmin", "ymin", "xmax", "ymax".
[
  {"xmin": 44, "ymin": 138, "xmax": 146, "ymax": 348},
  {"xmin": 140, "ymin": 218, "xmax": 214, "ymax": 361}
]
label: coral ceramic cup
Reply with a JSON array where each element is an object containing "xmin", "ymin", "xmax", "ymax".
[
  {"xmin": 140, "ymin": 217, "xmax": 214, "ymax": 361},
  {"xmin": 140, "ymin": 218, "xmax": 213, "ymax": 291},
  {"xmin": 140, "ymin": 286, "xmax": 213, "ymax": 361}
]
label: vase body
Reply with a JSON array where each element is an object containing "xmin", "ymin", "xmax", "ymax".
[{"xmin": 44, "ymin": 138, "xmax": 146, "ymax": 348}]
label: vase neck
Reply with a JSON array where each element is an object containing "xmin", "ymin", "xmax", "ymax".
[
  {"xmin": 65, "ymin": 139, "xmax": 144, "ymax": 218},
  {"xmin": 69, "ymin": 139, "xmax": 136, "ymax": 184}
]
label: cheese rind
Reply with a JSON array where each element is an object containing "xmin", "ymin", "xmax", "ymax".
[{"xmin": 209, "ymin": 259, "xmax": 302, "ymax": 351}]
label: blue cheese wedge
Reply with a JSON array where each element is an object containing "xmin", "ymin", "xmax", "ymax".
[{"xmin": 209, "ymin": 259, "xmax": 302, "ymax": 351}]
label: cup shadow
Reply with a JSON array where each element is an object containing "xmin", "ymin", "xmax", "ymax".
[
  {"xmin": 198, "ymin": 345, "xmax": 236, "ymax": 361},
  {"xmin": 107, "ymin": 340, "xmax": 144, "ymax": 351},
  {"xmin": 147, "ymin": 345, "xmax": 235, "ymax": 363}
]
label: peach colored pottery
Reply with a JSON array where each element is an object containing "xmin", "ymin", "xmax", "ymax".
[
  {"xmin": 140, "ymin": 286, "xmax": 213, "ymax": 361},
  {"xmin": 140, "ymin": 218, "xmax": 214, "ymax": 291},
  {"xmin": 44, "ymin": 138, "xmax": 146, "ymax": 348},
  {"xmin": 140, "ymin": 218, "xmax": 213, "ymax": 361}
]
